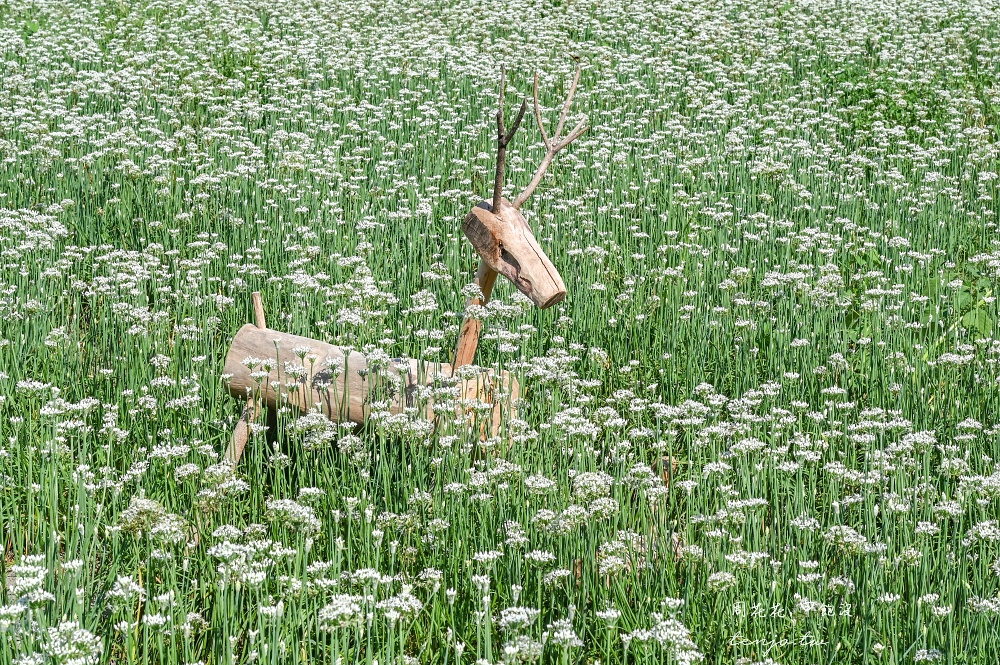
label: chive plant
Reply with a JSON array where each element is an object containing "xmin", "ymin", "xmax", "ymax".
[{"xmin": 1, "ymin": 0, "xmax": 999, "ymax": 664}]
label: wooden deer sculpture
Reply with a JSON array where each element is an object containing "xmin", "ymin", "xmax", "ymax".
[{"xmin": 222, "ymin": 62, "xmax": 588, "ymax": 466}]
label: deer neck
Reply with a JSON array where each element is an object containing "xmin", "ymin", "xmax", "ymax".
[{"xmin": 452, "ymin": 261, "xmax": 498, "ymax": 370}]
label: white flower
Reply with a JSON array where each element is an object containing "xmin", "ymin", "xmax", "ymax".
[
  {"xmin": 542, "ymin": 569, "xmax": 572, "ymax": 587},
  {"xmin": 266, "ymin": 498, "xmax": 321, "ymax": 533},
  {"xmin": 588, "ymin": 497, "xmax": 620, "ymax": 519},
  {"xmin": 823, "ymin": 525, "xmax": 868, "ymax": 554},
  {"xmin": 524, "ymin": 473, "xmax": 557, "ymax": 494},
  {"xmin": 596, "ymin": 607, "xmax": 621, "ymax": 623},
  {"xmin": 524, "ymin": 550, "xmax": 556, "ymax": 565},
  {"xmin": 376, "ymin": 586, "xmax": 424, "ymax": 619},
  {"xmin": 543, "ymin": 618, "xmax": 583, "ymax": 649},
  {"xmin": 41, "ymin": 621, "xmax": 102, "ymax": 665},
  {"xmin": 473, "ymin": 550, "xmax": 504, "ymax": 563},
  {"xmin": 707, "ymin": 571, "xmax": 737, "ymax": 592},
  {"xmin": 502, "ymin": 635, "xmax": 543, "ymax": 663},
  {"xmin": 107, "ymin": 575, "xmax": 147, "ymax": 610},
  {"xmin": 497, "ymin": 606, "xmax": 540, "ymax": 631},
  {"xmin": 318, "ymin": 595, "xmax": 364, "ymax": 629},
  {"xmin": 914, "ymin": 649, "xmax": 943, "ymax": 662},
  {"xmin": 572, "ymin": 471, "xmax": 613, "ymax": 501}
]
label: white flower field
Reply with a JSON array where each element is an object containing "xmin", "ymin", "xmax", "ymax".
[{"xmin": 2, "ymin": 0, "xmax": 1000, "ymax": 663}]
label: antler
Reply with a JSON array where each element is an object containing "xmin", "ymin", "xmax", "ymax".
[
  {"xmin": 453, "ymin": 65, "xmax": 527, "ymax": 370},
  {"xmin": 512, "ymin": 60, "xmax": 588, "ymax": 210},
  {"xmin": 454, "ymin": 62, "xmax": 582, "ymax": 370},
  {"xmin": 492, "ymin": 64, "xmax": 528, "ymax": 214}
]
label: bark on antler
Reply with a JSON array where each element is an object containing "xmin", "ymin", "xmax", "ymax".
[
  {"xmin": 492, "ymin": 64, "xmax": 528, "ymax": 215},
  {"xmin": 454, "ymin": 61, "xmax": 585, "ymax": 370},
  {"xmin": 513, "ymin": 60, "xmax": 588, "ymax": 210},
  {"xmin": 454, "ymin": 65, "xmax": 528, "ymax": 369}
]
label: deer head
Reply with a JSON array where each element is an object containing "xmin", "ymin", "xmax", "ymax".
[
  {"xmin": 463, "ymin": 198, "xmax": 565, "ymax": 309},
  {"xmin": 463, "ymin": 62, "xmax": 587, "ymax": 310}
]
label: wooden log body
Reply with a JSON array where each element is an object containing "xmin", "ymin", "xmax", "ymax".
[{"xmin": 223, "ymin": 324, "xmax": 517, "ymax": 437}]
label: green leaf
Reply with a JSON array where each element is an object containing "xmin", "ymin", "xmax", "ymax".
[{"xmin": 962, "ymin": 309, "xmax": 994, "ymax": 336}]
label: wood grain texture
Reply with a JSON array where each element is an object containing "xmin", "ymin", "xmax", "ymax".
[
  {"xmin": 251, "ymin": 291, "xmax": 267, "ymax": 330},
  {"xmin": 462, "ymin": 197, "xmax": 566, "ymax": 310}
]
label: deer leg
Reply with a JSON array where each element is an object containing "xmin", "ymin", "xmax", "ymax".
[
  {"xmin": 226, "ymin": 291, "xmax": 267, "ymax": 468},
  {"xmin": 224, "ymin": 399, "xmax": 259, "ymax": 468}
]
